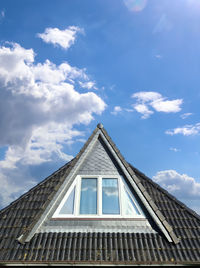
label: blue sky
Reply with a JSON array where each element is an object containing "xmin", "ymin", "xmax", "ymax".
[{"xmin": 0, "ymin": 0, "xmax": 200, "ymax": 214}]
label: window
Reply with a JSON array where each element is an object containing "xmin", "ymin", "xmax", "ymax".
[
  {"xmin": 53, "ymin": 175, "xmax": 144, "ymax": 218},
  {"xmin": 59, "ymin": 186, "xmax": 75, "ymax": 215},
  {"xmin": 80, "ymin": 178, "xmax": 97, "ymax": 214},
  {"xmin": 102, "ymin": 178, "xmax": 120, "ymax": 214}
]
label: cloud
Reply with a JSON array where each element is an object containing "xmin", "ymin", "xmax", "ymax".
[
  {"xmin": 79, "ymin": 81, "xmax": 97, "ymax": 90},
  {"xmin": 111, "ymin": 106, "xmax": 123, "ymax": 115},
  {"xmin": 170, "ymin": 147, "xmax": 180, "ymax": 152},
  {"xmin": 0, "ymin": 43, "xmax": 105, "ymax": 146},
  {"xmin": 37, "ymin": 26, "xmax": 83, "ymax": 49},
  {"xmin": 153, "ymin": 170, "xmax": 200, "ymax": 201},
  {"xmin": 0, "ymin": 124, "xmax": 82, "ymax": 169},
  {"xmin": 151, "ymin": 99, "xmax": 182, "ymax": 113},
  {"xmin": 132, "ymin": 91, "xmax": 162, "ymax": 102},
  {"xmin": 0, "ymin": 9, "xmax": 5, "ymax": 21},
  {"xmin": 155, "ymin": 54, "xmax": 162, "ymax": 59},
  {"xmin": 166, "ymin": 123, "xmax": 200, "ymax": 136},
  {"xmin": 76, "ymin": 138, "xmax": 87, "ymax": 143},
  {"xmin": 180, "ymin": 112, "xmax": 193, "ymax": 119},
  {"xmin": 0, "ymin": 41, "xmax": 106, "ymax": 207},
  {"xmin": 103, "ymin": 188, "xmax": 119, "ymax": 197},
  {"xmin": 111, "ymin": 106, "xmax": 134, "ymax": 116},
  {"xmin": 132, "ymin": 91, "xmax": 183, "ymax": 119},
  {"xmin": 133, "ymin": 103, "xmax": 153, "ymax": 119}
]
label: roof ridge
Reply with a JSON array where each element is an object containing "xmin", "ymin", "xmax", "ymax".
[
  {"xmin": 0, "ymin": 158, "xmax": 75, "ymax": 216},
  {"xmin": 129, "ymin": 163, "xmax": 200, "ymax": 221}
]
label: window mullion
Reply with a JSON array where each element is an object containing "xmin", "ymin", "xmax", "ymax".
[
  {"xmin": 118, "ymin": 177, "xmax": 123, "ymax": 216},
  {"xmin": 74, "ymin": 176, "xmax": 81, "ymax": 216},
  {"xmin": 98, "ymin": 176, "xmax": 102, "ymax": 216}
]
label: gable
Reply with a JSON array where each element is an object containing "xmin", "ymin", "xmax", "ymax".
[{"xmin": 77, "ymin": 136, "xmax": 123, "ymax": 176}]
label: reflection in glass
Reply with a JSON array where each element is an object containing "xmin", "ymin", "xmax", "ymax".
[
  {"xmin": 80, "ymin": 178, "xmax": 97, "ymax": 214},
  {"xmin": 102, "ymin": 178, "xmax": 120, "ymax": 214},
  {"xmin": 59, "ymin": 186, "xmax": 75, "ymax": 214},
  {"xmin": 123, "ymin": 186, "xmax": 140, "ymax": 215}
]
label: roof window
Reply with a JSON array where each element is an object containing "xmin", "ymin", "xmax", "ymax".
[{"xmin": 53, "ymin": 175, "xmax": 144, "ymax": 218}]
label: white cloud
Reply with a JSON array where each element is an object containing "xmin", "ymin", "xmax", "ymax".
[
  {"xmin": 37, "ymin": 26, "xmax": 83, "ymax": 49},
  {"xmin": 0, "ymin": 43, "xmax": 105, "ymax": 145},
  {"xmin": 153, "ymin": 170, "xmax": 200, "ymax": 201},
  {"xmin": 166, "ymin": 123, "xmax": 200, "ymax": 136},
  {"xmin": 0, "ymin": 9, "xmax": 5, "ymax": 21},
  {"xmin": 76, "ymin": 138, "xmax": 87, "ymax": 143},
  {"xmin": 170, "ymin": 147, "xmax": 180, "ymax": 152},
  {"xmin": 155, "ymin": 54, "xmax": 162, "ymax": 59},
  {"xmin": 111, "ymin": 106, "xmax": 134, "ymax": 116},
  {"xmin": 151, "ymin": 99, "xmax": 182, "ymax": 113},
  {"xmin": 132, "ymin": 91, "xmax": 162, "ymax": 102},
  {"xmin": 0, "ymin": 41, "xmax": 106, "ymax": 207},
  {"xmin": 0, "ymin": 124, "xmax": 82, "ymax": 169},
  {"xmin": 132, "ymin": 91, "xmax": 183, "ymax": 119},
  {"xmin": 180, "ymin": 112, "xmax": 193, "ymax": 119},
  {"xmin": 79, "ymin": 81, "xmax": 97, "ymax": 90},
  {"xmin": 133, "ymin": 103, "xmax": 153, "ymax": 119},
  {"xmin": 111, "ymin": 106, "xmax": 123, "ymax": 115}
]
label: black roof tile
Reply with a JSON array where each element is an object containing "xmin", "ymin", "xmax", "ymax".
[{"xmin": 0, "ymin": 126, "xmax": 200, "ymax": 264}]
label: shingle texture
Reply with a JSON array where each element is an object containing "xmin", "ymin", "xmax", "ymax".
[
  {"xmin": 78, "ymin": 138, "xmax": 122, "ymax": 175},
  {"xmin": 0, "ymin": 162, "xmax": 199, "ymax": 264},
  {"xmin": 1, "ymin": 232, "xmax": 200, "ymax": 264},
  {"xmin": 0, "ymin": 125, "xmax": 200, "ymax": 265}
]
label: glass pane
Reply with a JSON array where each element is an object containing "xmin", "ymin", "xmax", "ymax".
[
  {"xmin": 123, "ymin": 186, "xmax": 140, "ymax": 215},
  {"xmin": 102, "ymin": 178, "xmax": 120, "ymax": 214},
  {"xmin": 59, "ymin": 186, "xmax": 75, "ymax": 215},
  {"xmin": 80, "ymin": 178, "xmax": 97, "ymax": 214}
]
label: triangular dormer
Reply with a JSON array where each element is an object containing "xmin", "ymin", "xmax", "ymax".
[
  {"xmin": 51, "ymin": 135, "xmax": 144, "ymax": 219},
  {"xmin": 16, "ymin": 123, "xmax": 179, "ymax": 244}
]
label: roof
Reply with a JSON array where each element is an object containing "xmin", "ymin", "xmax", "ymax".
[{"xmin": 0, "ymin": 123, "xmax": 200, "ymax": 265}]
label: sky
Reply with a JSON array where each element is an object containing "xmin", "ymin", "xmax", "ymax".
[{"xmin": 0, "ymin": 0, "xmax": 200, "ymax": 214}]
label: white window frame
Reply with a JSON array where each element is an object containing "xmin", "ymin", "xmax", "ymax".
[{"xmin": 53, "ymin": 175, "xmax": 145, "ymax": 219}]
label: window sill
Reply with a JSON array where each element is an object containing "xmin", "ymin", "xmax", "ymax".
[{"xmin": 51, "ymin": 217, "xmax": 146, "ymax": 221}]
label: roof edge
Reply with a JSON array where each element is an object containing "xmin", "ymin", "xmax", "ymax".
[
  {"xmin": 100, "ymin": 126, "xmax": 180, "ymax": 244},
  {"xmin": 0, "ymin": 158, "xmax": 76, "ymax": 217},
  {"xmin": 130, "ymin": 163, "xmax": 200, "ymax": 221},
  {"xmin": 17, "ymin": 125, "xmax": 100, "ymax": 244}
]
